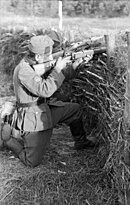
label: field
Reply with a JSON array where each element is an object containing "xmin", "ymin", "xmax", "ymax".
[
  {"xmin": 0, "ymin": 13, "xmax": 130, "ymax": 205},
  {"xmin": 1, "ymin": 13, "xmax": 130, "ymax": 35}
]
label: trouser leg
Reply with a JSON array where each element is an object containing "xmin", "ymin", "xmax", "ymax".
[
  {"xmin": 20, "ymin": 129, "xmax": 52, "ymax": 167},
  {"xmin": 6, "ymin": 129, "xmax": 52, "ymax": 167},
  {"xmin": 50, "ymin": 102, "xmax": 85, "ymax": 138},
  {"xmin": 50, "ymin": 102, "xmax": 96, "ymax": 150},
  {"xmin": 50, "ymin": 103, "xmax": 82, "ymax": 126}
]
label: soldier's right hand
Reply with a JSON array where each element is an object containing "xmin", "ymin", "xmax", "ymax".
[{"xmin": 55, "ymin": 57, "xmax": 71, "ymax": 73}]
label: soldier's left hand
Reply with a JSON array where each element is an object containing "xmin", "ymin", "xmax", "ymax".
[
  {"xmin": 84, "ymin": 54, "xmax": 93, "ymax": 63},
  {"xmin": 72, "ymin": 58, "xmax": 83, "ymax": 70}
]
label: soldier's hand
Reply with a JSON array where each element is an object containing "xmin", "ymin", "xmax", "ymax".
[
  {"xmin": 72, "ymin": 58, "xmax": 83, "ymax": 70},
  {"xmin": 33, "ymin": 64, "xmax": 46, "ymax": 75},
  {"xmin": 84, "ymin": 54, "xmax": 93, "ymax": 63},
  {"xmin": 55, "ymin": 57, "xmax": 71, "ymax": 73},
  {"xmin": 33, "ymin": 63, "xmax": 52, "ymax": 75}
]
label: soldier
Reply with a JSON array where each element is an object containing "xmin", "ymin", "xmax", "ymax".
[
  {"xmin": 0, "ymin": 35, "xmax": 96, "ymax": 167},
  {"xmin": 44, "ymin": 29, "xmax": 70, "ymax": 102}
]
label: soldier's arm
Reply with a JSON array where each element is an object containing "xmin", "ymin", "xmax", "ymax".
[{"xmin": 19, "ymin": 64, "xmax": 65, "ymax": 98}]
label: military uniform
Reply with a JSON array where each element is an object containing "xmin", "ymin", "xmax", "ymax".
[
  {"xmin": 2, "ymin": 35, "xmax": 95, "ymax": 167},
  {"xmin": 13, "ymin": 58, "xmax": 64, "ymax": 131}
]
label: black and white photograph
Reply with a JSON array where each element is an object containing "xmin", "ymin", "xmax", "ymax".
[{"xmin": 0, "ymin": 0, "xmax": 130, "ymax": 204}]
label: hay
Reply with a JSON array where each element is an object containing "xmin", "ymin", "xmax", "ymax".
[{"xmin": 61, "ymin": 33, "xmax": 130, "ymax": 204}]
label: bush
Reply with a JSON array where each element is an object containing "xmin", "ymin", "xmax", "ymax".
[
  {"xmin": 1, "ymin": 0, "xmax": 130, "ymax": 18},
  {"xmin": 99, "ymin": 1, "xmax": 130, "ymax": 17}
]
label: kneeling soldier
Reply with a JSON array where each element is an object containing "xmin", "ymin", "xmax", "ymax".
[{"xmin": 0, "ymin": 35, "xmax": 96, "ymax": 167}]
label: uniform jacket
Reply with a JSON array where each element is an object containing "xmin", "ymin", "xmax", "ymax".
[{"xmin": 13, "ymin": 59, "xmax": 65, "ymax": 132}]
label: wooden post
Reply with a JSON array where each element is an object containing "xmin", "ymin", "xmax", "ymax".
[
  {"xmin": 104, "ymin": 34, "xmax": 115, "ymax": 68},
  {"xmin": 104, "ymin": 34, "xmax": 115, "ymax": 83},
  {"xmin": 123, "ymin": 32, "xmax": 130, "ymax": 175},
  {"xmin": 124, "ymin": 32, "xmax": 130, "ymax": 125},
  {"xmin": 59, "ymin": 0, "xmax": 63, "ymax": 31}
]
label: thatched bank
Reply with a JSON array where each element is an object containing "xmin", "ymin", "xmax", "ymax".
[{"xmin": 0, "ymin": 28, "xmax": 130, "ymax": 204}]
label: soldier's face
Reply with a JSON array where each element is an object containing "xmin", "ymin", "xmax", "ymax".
[{"xmin": 43, "ymin": 53, "xmax": 53, "ymax": 63}]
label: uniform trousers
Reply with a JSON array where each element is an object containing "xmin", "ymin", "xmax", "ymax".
[{"xmin": 6, "ymin": 102, "xmax": 85, "ymax": 167}]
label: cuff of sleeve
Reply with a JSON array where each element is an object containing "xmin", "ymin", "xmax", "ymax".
[
  {"xmin": 53, "ymin": 68, "xmax": 65, "ymax": 88},
  {"xmin": 61, "ymin": 65, "xmax": 76, "ymax": 80}
]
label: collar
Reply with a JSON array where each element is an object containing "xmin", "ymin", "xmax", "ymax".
[{"xmin": 24, "ymin": 56, "xmax": 37, "ymax": 66}]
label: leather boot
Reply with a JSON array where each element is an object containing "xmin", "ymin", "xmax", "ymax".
[
  {"xmin": 69, "ymin": 118, "xmax": 97, "ymax": 150},
  {"xmin": 74, "ymin": 134, "xmax": 97, "ymax": 150},
  {"xmin": 69, "ymin": 118, "xmax": 85, "ymax": 138}
]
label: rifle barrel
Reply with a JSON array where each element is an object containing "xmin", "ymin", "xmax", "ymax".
[
  {"xmin": 72, "ymin": 47, "xmax": 106, "ymax": 59},
  {"xmin": 94, "ymin": 47, "xmax": 106, "ymax": 55}
]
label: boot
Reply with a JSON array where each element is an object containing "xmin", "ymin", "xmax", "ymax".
[
  {"xmin": 74, "ymin": 134, "xmax": 97, "ymax": 150},
  {"xmin": 70, "ymin": 118, "xmax": 97, "ymax": 150}
]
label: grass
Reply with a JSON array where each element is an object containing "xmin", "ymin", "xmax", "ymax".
[
  {"xmin": 1, "ymin": 13, "xmax": 130, "ymax": 35},
  {"xmin": 0, "ymin": 13, "xmax": 130, "ymax": 205}
]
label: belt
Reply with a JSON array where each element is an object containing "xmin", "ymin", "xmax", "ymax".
[{"xmin": 16, "ymin": 99, "xmax": 46, "ymax": 108}]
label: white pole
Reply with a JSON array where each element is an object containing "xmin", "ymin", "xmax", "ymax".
[{"xmin": 59, "ymin": 0, "xmax": 62, "ymax": 30}]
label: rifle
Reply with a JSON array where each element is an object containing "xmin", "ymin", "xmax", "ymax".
[
  {"xmin": 49, "ymin": 46, "xmax": 106, "ymax": 67},
  {"xmin": 33, "ymin": 46, "xmax": 107, "ymax": 75},
  {"xmin": 68, "ymin": 36, "xmax": 105, "ymax": 51}
]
